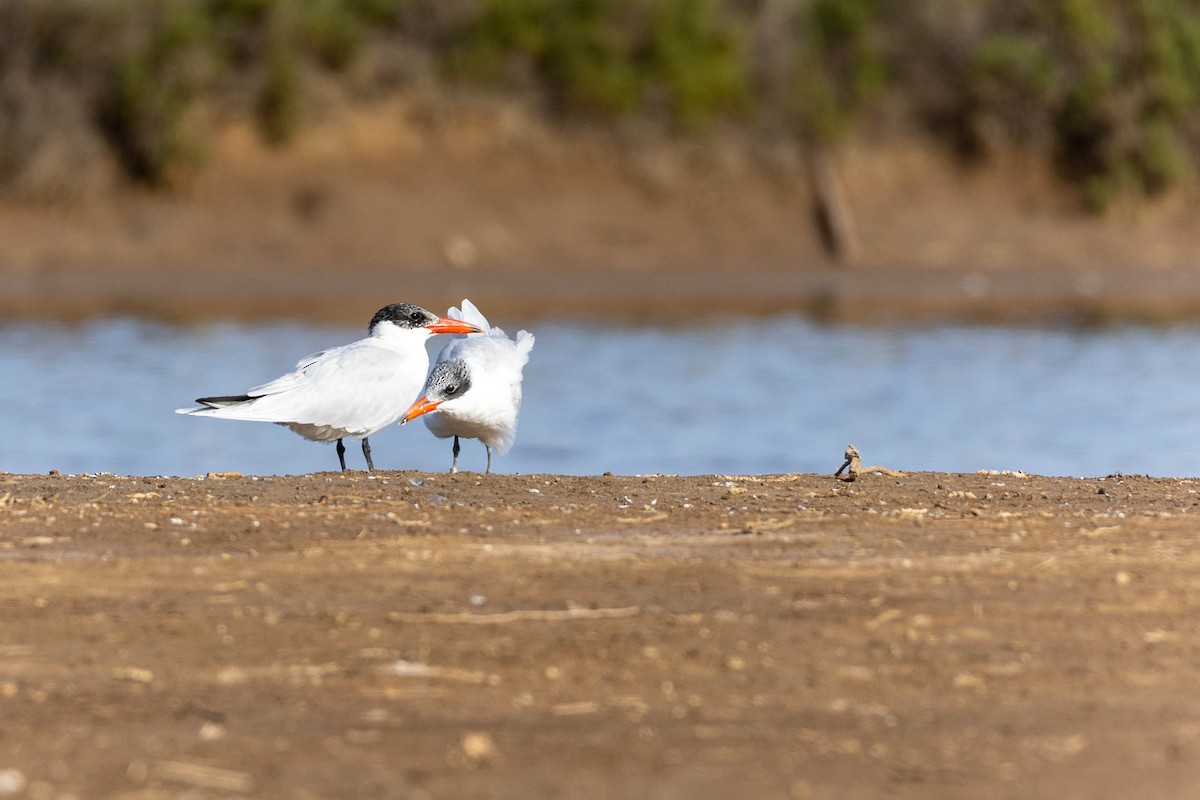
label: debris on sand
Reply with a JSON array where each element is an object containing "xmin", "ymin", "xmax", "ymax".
[
  {"xmin": 835, "ymin": 445, "xmax": 862, "ymax": 482},
  {"xmin": 834, "ymin": 445, "xmax": 906, "ymax": 482}
]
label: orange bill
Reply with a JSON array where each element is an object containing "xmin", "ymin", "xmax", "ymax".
[
  {"xmin": 400, "ymin": 396, "xmax": 442, "ymax": 424},
  {"xmin": 425, "ymin": 317, "xmax": 483, "ymax": 334}
]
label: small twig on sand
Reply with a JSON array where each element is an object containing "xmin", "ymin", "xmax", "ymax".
[
  {"xmin": 835, "ymin": 445, "xmax": 861, "ymax": 481},
  {"xmin": 153, "ymin": 761, "xmax": 255, "ymax": 793},
  {"xmin": 834, "ymin": 445, "xmax": 905, "ymax": 481},
  {"xmin": 387, "ymin": 606, "xmax": 640, "ymax": 625},
  {"xmin": 866, "ymin": 466, "xmax": 907, "ymax": 477},
  {"xmin": 615, "ymin": 513, "xmax": 669, "ymax": 524}
]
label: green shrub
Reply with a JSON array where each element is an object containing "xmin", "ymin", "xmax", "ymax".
[
  {"xmin": 642, "ymin": 0, "xmax": 748, "ymax": 130},
  {"xmin": 446, "ymin": 0, "xmax": 746, "ymax": 127},
  {"xmin": 14, "ymin": 0, "xmax": 1200, "ymax": 207},
  {"xmin": 299, "ymin": 0, "xmax": 367, "ymax": 70},
  {"xmin": 97, "ymin": 3, "xmax": 211, "ymax": 184},
  {"xmin": 1137, "ymin": 114, "xmax": 1191, "ymax": 193},
  {"xmin": 259, "ymin": 2, "xmax": 303, "ymax": 144},
  {"xmin": 446, "ymin": 0, "xmax": 639, "ymax": 117},
  {"xmin": 788, "ymin": 0, "xmax": 886, "ymax": 144}
]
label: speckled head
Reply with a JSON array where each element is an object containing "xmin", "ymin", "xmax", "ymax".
[
  {"xmin": 425, "ymin": 358, "xmax": 473, "ymax": 403},
  {"xmin": 400, "ymin": 358, "xmax": 473, "ymax": 424}
]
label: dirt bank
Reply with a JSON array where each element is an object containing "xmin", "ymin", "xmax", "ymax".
[
  {"xmin": 3, "ymin": 469, "xmax": 1200, "ymax": 798},
  {"xmin": 5, "ymin": 98, "xmax": 1200, "ymax": 325}
]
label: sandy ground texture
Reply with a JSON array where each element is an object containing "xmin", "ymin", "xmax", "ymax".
[
  {"xmin": 7, "ymin": 97, "xmax": 1200, "ymax": 325},
  {"xmin": 3, "ymin": 469, "xmax": 1200, "ymax": 799}
]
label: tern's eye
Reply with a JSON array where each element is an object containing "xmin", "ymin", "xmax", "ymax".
[
  {"xmin": 409, "ymin": 311, "xmax": 424, "ymax": 324},
  {"xmin": 444, "ymin": 384, "xmax": 458, "ymax": 395}
]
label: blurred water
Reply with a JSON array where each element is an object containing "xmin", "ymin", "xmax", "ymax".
[{"xmin": 1, "ymin": 316, "xmax": 1198, "ymax": 478}]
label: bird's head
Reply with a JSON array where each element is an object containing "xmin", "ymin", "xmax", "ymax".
[
  {"xmin": 400, "ymin": 358, "xmax": 473, "ymax": 423},
  {"xmin": 369, "ymin": 304, "xmax": 482, "ymax": 337}
]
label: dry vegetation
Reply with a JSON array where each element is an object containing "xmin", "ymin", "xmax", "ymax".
[{"xmin": 6, "ymin": 0, "xmax": 1200, "ymax": 211}]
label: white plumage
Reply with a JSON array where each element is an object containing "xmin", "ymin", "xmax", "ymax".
[
  {"xmin": 175, "ymin": 303, "xmax": 482, "ymax": 471},
  {"xmin": 402, "ymin": 299, "xmax": 534, "ymax": 473}
]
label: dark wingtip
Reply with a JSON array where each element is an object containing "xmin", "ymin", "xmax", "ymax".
[{"xmin": 196, "ymin": 394, "xmax": 253, "ymax": 408}]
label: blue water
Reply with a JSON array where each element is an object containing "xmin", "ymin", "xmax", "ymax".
[{"xmin": 2, "ymin": 317, "xmax": 1198, "ymax": 478}]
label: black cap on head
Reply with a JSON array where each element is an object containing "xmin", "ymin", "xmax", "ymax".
[{"xmin": 370, "ymin": 303, "xmax": 438, "ymax": 332}]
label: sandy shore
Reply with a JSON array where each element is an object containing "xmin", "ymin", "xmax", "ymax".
[{"xmin": 3, "ymin": 469, "xmax": 1200, "ymax": 798}]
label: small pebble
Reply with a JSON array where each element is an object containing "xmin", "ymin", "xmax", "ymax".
[
  {"xmin": 0, "ymin": 769, "xmax": 27, "ymax": 796},
  {"xmin": 198, "ymin": 722, "xmax": 227, "ymax": 741},
  {"xmin": 461, "ymin": 732, "xmax": 497, "ymax": 765}
]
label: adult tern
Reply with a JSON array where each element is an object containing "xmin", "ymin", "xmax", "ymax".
[{"xmin": 176, "ymin": 303, "xmax": 481, "ymax": 471}]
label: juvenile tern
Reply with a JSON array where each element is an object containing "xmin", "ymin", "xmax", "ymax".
[{"xmin": 400, "ymin": 299, "xmax": 534, "ymax": 473}]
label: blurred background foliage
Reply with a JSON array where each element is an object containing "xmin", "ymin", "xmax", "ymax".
[{"xmin": 3, "ymin": 0, "xmax": 1200, "ymax": 208}]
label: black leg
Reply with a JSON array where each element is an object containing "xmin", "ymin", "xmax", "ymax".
[
  {"xmin": 450, "ymin": 436, "xmax": 460, "ymax": 474},
  {"xmin": 485, "ymin": 444, "xmax": 492, "ymax": 474},
  {"xmin": 362, "ymin": 437, "xmax": 375, "ymax": 471},
  {"xmin": 336, "ymin": 438, "xmax": 347, "ymax": 472}
]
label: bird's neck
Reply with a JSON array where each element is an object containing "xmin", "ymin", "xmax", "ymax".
[{"xmin": 371, "ymin": 326, "xmax": 430, "ymax": 352}]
